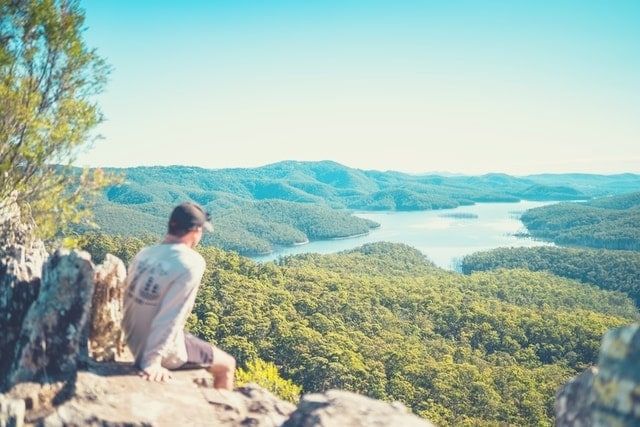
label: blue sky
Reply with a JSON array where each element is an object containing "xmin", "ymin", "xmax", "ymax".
[{"xmin": 77, "ymin": 1, "xmax": 640, "ymax": 174}]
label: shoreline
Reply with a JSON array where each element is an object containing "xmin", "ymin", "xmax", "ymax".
[
  {"xmin": 248, "ymin": 230, "xmax": 374, "ymax": 258},
  {"xmin": 327, "ymin": 230, "xmax": 371, "ymax": 240},
  {"xmin": 248, "ymin": 200, "xmax": 563, "ymax": 260}
]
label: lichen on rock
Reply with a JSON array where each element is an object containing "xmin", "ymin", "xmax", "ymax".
[
  {"xmin": 0, "ymin": 393, "xmax": 26, "ymax": 427},
  {"xmin": 8, "ymin": 249, "xmax": 95, "ymax": 388}
]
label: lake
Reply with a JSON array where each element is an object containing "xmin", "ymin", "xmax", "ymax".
[{"xmin": 251, "ymin": 200, "xmax": 555, "ymax": 270}]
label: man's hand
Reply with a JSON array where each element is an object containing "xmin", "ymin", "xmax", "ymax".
[{"xmin": 139, "ymin": 362, "xmax": 172, "ymax": 382}]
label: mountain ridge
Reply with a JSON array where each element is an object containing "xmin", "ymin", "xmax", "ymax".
[{"xmin": 80, "ymin": 161, "xmax": 640, "ymax": 256}]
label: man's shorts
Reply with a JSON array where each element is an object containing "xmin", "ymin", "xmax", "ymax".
[{"xmin": 183, "ymin": 332, "xmax": 215, "ymax": 368}]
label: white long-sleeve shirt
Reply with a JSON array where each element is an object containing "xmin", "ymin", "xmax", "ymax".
[{"xmin": 122, "ymin": 243, "xmax": 206, "ymax": 370}]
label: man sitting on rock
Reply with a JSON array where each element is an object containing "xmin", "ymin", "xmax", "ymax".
[{"xmin": 122, "ymin": 202, "xmax": 236, "ymax": 389}]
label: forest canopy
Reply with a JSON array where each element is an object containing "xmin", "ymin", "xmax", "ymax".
[
  {"xmin": 521, "ymin": 192, "xmax": 640, "ymax": 250},
  {"xmin": 460, "ymin": 246, "xmax": 640, "ymax": 305},
  {"xmin": 82, "ymin": 237, "xmax": 637, "ymax": 426}
]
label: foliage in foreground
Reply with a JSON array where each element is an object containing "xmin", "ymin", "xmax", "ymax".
[
  {"xmin": 0, "ymin": 0, "xmax": 113, "ymax": 238},
  {"xmin": 235, "ymin": 358, "xmax": 302, "ymax": 403}
]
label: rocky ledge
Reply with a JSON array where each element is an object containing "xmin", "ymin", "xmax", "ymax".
[{"xmin": 1, "ymin": 361, "xmax": 431, "ymax": 427}]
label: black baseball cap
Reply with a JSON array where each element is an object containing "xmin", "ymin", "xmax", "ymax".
[{"xmin": 169, "ymin": 202, "xmax": 213, "ymax": 233}]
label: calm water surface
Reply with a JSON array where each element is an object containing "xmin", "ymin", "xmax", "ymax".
[{"xmin": 251, "ymin": 201, "xmax": 555, "ymax": 270}]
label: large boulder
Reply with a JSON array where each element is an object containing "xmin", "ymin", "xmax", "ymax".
[
  {"xmin": 555, "ymin": 322, "xmax": 640, "ymax": 427},
  {"xmin": 8, "ymin": 363, "xmax": 296, "ymax": 427},
  {"xmin": 0, "ymin": 195, "xmax": 48, "ymax": 387},
  {"xmin": 555, "ymin": 367, "xmax": 596, "ymax": 427},
  {"xmin": 284, "ymin": 389, "xmax": 434, "ymax": 427},
  {"xmin": 591, "ymin": 323, "xmax": 640, "ymax": 426},
  {"xmin": 89, "ymin": 254, "xmax": 127, "ymax": 362},
  {"xmin": 4, "ymin": 361, "xmax": 438, "ymax": 427},
  {"xmin": 7, "ymin": 249, "xmax": 95, "ymax": 388}
]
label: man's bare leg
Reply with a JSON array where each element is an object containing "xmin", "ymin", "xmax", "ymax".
[{"xmin": 208, "ymin": 347, "xmax": 236, "ymax": 390}]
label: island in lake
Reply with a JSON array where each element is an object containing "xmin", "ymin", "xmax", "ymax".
[{"xmin": 439, "ymin": 212, "xmax": 479, "ymax": 219}]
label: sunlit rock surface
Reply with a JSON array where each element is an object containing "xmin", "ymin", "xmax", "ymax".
[
  {"xmin": 11, "ymin": 363, "xmax": 294, "ymax": 427},
  {"xmin": 285, "ymin": 389, "xmax": 434, "ymax": 427}
]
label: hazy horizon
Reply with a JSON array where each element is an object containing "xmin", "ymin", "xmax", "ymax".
[
  {"xmin": 82, "ymin": 158, "xmax": 640, "ymax": 178},
  {"xmin": 77, "ymin": 1, "xmax": 640, "ymax": 175}
]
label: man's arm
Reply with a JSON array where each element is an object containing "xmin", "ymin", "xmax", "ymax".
[{"xmin": 140, "ymin": 263, "xmax": 204, "ymax": 373}]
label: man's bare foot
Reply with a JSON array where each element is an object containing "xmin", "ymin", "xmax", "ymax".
[{"xmin": 139, "ymin": 364, "xmax": 172, "ymax": 382}]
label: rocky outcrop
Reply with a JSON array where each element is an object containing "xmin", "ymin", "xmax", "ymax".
[
  {"xmin": 284, "ymin": 390, "xmax": 434, "ymax": 427},
  {"xmin": 89, "ymin": 254, "xmax": 127, "ymax": 362},
  {"xmin": 5, "ymin": 363, "xmax": 293, "ymax": 427},
  {"xmin": 591, "ymin": 323, "xmax": 640, "ymax": 426},
  {"xmin": 0, "ymin": 195, "xmax": 48, "ymax": 386},
  {"xmin": 7, "ymin": 249, "xmax": 95, "ymax": 388},
  {"xmin": 555, "ymin": 367, "xmax": 596, "ymax": 427},
  {"xmin": 3, "ymin": 361, "xmax": 435, "ymax": 427},
  {"xmin": 555, "ymin": 323, "xmax": 640, "ymax": 427}
]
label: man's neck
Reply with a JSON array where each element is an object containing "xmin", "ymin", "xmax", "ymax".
[{"xmin": 162, "ymin": 234, "xmax": 194, "ymax": 248}]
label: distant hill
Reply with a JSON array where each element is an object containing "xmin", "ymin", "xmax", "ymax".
[
  {"xmin": 521, "ymin": 192, "xmax": 640, "ymax": 250},
  {"xmin": 460, "ymin": 246, "xmax": 640, "ymax": 304},
  {"xmin": 84, "ymin": 161, "xmax": 640, "ymax": 255},
  {"xmin": 525, "ymin": 173, "xmax": 640, "ymax": 197}
]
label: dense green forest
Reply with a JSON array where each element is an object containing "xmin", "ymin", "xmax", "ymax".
[
  {"xmin": 82, "ymin": 237, "xmax": 637, "ymax": 426},
  {"xmin": 521, "ymin": 192, "xmax": 640, "ymax": 250},
  {"xmin": 460, "ymin": 246, "xmax": 640, "ymax": 305},
  {"xmin": 89, "ymin": 198, "xmax": 378, "ymax": 255},
  {"xmin": 84, "ymin": 162, "xmax": 640, "ymax": 256}
]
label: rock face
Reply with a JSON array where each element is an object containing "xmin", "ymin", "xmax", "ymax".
[
  {"xmin": 284, "ymin": 390, "xmax": 434, "ymax": 427},
  {"xmin": 4, "ymin": 361, "xmax": 435, "ymax": 427},
  {"xmin": 0, "ymin": 195, "xmax": 48, "ymax": 386},
  {"xmin": 555, "ymin": 367, "xmax": 596, "ymax": 427},
  {"xmin": 89, "ymin": 254, "xmax": 127, "ymax": 362},
  {"xmin": 555, "ymin": 322, "xmax": 640, "ymax": 427},
  {"xmin": 591, "ymin": 323, "xmax": 640, "ymax": 426},
  {"xmin": 7, "ymin": 249, "xmax": 95, "ymax": 388}
]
